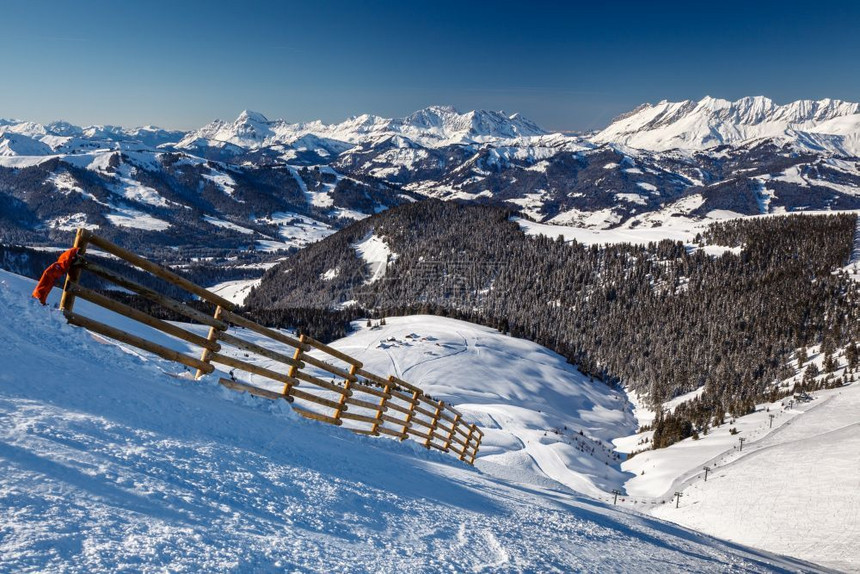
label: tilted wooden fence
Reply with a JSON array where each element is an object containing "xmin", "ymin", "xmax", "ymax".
[{"xmin": 58, "ymin": 228, "xmax": 483, "ymax": 464}]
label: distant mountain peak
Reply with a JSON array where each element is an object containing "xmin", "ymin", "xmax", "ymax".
[{"xmin": 236, "ymin": 110, "xmax": 270, "ymax": 124}]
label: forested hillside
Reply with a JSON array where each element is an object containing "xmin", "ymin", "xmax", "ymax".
[{"xmin": 247, "ymin": 201, "xmax": 859, "ymax": 446}]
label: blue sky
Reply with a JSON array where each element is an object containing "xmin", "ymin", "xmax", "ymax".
[{"xmin": 2, "ymin": 0, "xmax": 859, "ymax": 131}]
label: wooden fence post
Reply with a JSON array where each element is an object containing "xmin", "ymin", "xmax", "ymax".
[
  {"xmin": 283, "ymin": 334, "xmax": 307, "ymax": 397},
  {"xmin": 196, "ymin": 305, "xmax": 223, "ymax": 379},
  {"xmin": 393, "ymin": 375, "xmax": 420, "ymax": 440},
  {"xmin": 59, "ymin": 228, "xmax": 90, "ymax": 313},
  {"xmin": 370, "ymin": 382, "xmax": 391, "ymax": 435},
  {"xmin": 334, "ymin": 364, "xmax": 357, "ymax": 421},
  {"xmin": 444, "ymin": 413, "xmax": 461, "ymax": 451},
  {"xmin": 469, "ymin": 428, "xmax": 482, "ymax": 465},
  {"xmin": 460, "ymin": 425, "xmax": 476, "ymax": 462},
  {"xmin": 425, "ymin": 400, "xmax": 444, "ymax": 449}
]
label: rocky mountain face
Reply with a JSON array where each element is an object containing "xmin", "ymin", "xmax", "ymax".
[{"xmin": 2, "ymin": 98, "xmax": 860, "ymax": 267}]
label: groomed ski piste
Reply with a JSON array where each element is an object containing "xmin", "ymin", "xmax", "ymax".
[{"xmin": 0, "ymin": 269, "xmax": 840, "ymax": 572}]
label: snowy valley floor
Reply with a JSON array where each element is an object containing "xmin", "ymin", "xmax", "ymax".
[{"xmin": 0, "ymin": 269, "xmax": 839, "ymax": 572}]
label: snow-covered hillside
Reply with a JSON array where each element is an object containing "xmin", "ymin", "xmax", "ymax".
[
  {"xmin": 0, "ymin": 269, "xmax": 818, "ymax": 572},
  {"xmin": 323, "ymin": 316, "xmax": 637, "ymax": 497},
  {"xmin": 649, "ymin": 383, "xmax": 860, "ymax": 572},
  {"xmin": 606, "ymin": 343, "xmax": 860, "ymax": 572}
]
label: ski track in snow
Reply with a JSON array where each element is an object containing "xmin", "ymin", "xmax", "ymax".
[
  {"xmin": 0, "ymin": 270, "xmax": 825, "ymax": 572},
  {"xmin": 399, "ymin": 329, "xmax": 469, "ymax": 379},
  {"xmin": 651, "ymin": 385, "xmax": 860, "ymax": 572}
]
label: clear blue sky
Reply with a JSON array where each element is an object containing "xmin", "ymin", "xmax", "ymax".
[{"xmin": 2, "ymin": 0, "xmax": 859, "ymax": 132}]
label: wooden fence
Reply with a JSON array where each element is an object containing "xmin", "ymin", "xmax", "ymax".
[{"xmin": 58, "ymin": 228, "xmax": 483, "ymax": 464}]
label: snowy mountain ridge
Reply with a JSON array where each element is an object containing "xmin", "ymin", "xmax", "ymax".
[
  {"xmin": 0, "ymin": 117, "xmax": 184, "ymax": 151},
  {"xmin": 176, "ymin": 105, "xmax": 551, "ymax": 151},
  {"xmin": 8, "ymin": 96, "xmax": 860, "ymax": 158},
  {"xmin": 594, "ymin": 95, "xmax": 860, "ymax": 153}
]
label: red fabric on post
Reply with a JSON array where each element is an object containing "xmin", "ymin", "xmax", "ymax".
[
  {"xmin": 55, "ymin": 247, "xmax": 79, "ymax": 272},
  {"xmin": 32, "ymin": 247, "xmax": 80, "ymax": 305}
]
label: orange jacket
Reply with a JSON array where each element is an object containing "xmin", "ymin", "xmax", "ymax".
[{"xmin": 32, "ymin": 247, "xmax": 80, "ymax": 305}]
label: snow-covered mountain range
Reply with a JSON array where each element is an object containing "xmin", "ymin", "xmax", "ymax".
[
  {"xmin": 177, "ymin": 106, "xmax": 549, "ymax": 152},
  {"xmin": 3, "ymin": 97, "xmax": 860, "ymax": 265}
]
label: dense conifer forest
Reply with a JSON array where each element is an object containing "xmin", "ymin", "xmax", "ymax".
[{"xmin": 246, "ymin": 200, "xmax": 859, "ymax": 447}]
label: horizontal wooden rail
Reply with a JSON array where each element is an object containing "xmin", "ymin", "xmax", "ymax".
[
  {"xmin": 437, "ymin": 411, "xmax": 456, "ymax": 425},
  {"xmin": 304, "ymin": 335, "xmax": 363, "ymax": 368},
  {"xmin": 434, "ymin": 420, "xmax": 454, "ymax": 436},
  {"xmin": 389, "ymin": 387, "xmax": 418, "ymax": 404},
  {"xmin": 218, "ymin": 332, "xmax": 304, "ymax": 369},
  {"xmin": 220, "ymin": 309, "xmax": 307, "ymax": 350},
  {"xmin": 350, "ymin": 381, "xmax": 391, "ymax": 399},
  {"xmin": 290, "ymin": 388, "xmax": 344, "ymax": 411},
  {"xmin": 339, "ymin": 411, "xmax": 379, "ymax": 425},
  {"xmin": 294, "ymin": 371, "xmax": 351, "ymax": 395},
  {"xmin": 411, "ymin": 403, "xmax": 438, "ymax": 420},
  {"xmin": 82, "ymin": 230, "xmax": 236, "ymax": 310},
  {"xmin": 344, "ymin": 395, "xmax": 384, "ymax": 411},
  {"xmin": 82, "ymin": 260, "xmax": 228, "ymax": 330},
  {"xmin": 355, "ymin": 368, "xmax": 389, "ymax": 388},
  {"xmin": 409, "ymin": 417, "xmax": 434, "ymax": 430},
  {"xmin": 448, "ymin": 432, "xmax": 469, "ymax": 449},
  {"xmin": 292, "ymin": 406, "xmax": 342, "ymax": 426},
  {"xmin": 379, "ymin": 413, "xmax": 409, "ymax": 428},
  {"xmin": 405, "ymin": 427, "xmax": 433, "ymax": 442},
  {"xmin": 68, "ymin": 284, "xmax": 220, "ymax": 351},
  {"xmin": 60, "ymin": 228, "xmax": 483, "ymax": 465},
  {"xmin": 220, "ymin": 377, "xmax": 285, "ymax": 401},
  {"xmin": 301, "ymin": 353, "xmax": 357, "ymax": 381},
  {"xmin": 384, "ymin": 401, "xmax": 413, "ymax": 416},
  {"xmin": 446, "ymin": 442, "xmax": 466, "ymax": 454},
  {"xmin": 388, "ymin": 375, "xmax": 422, "ymax": 394},
  {"xmin": 209, "ymin": 353, "xmax": 298, "ymax": 387},
  {"xmin": 65, "ymin": 311, "xmax": 213, "ymax": 374},
  {"xmin": 428, "ymin": 440, "xmax": 450, "ymax": 452}
]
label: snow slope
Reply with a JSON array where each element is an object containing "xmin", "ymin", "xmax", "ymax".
[
  {"xmin": 352, "ymin": 233, "xmax": 394, "ymax": 284},
  {"xmin": 607, "ymin": 341, "xmax": 860, "ymax": 573},
  {"xmin": 640, "ymin": 385, "xmax": 860, "ymax": 572},
  {"xmin": 519, "ymin": 209, "xmax": 860, "ymax": 251},
  {"xmin": 0, "ymin": 270, "xmax": 817, "ymax": 572},
  {"xmin": 207, "ymin": 277, "xmax": 262, "ymax": 306}
]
